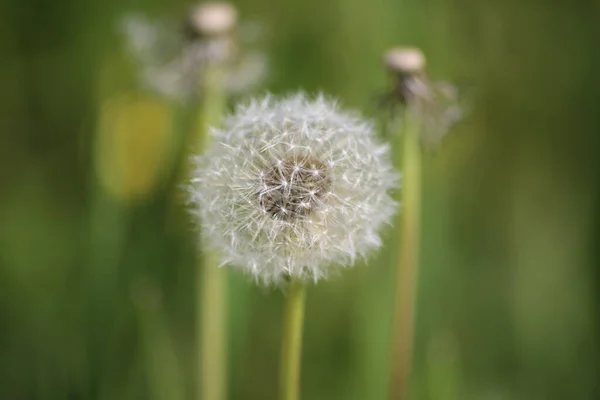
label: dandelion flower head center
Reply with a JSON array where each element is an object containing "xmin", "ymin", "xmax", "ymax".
[{"xmin": 258, "ymin": 156, "xmax": 331, "ymax": 220}]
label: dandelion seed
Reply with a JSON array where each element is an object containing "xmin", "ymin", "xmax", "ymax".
[{"xmin": 189, "ymin": 93, "xmax": 399, "ymax": 286}]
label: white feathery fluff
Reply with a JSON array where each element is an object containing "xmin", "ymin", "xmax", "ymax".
[
  {"xmin": 119, "ymin": 14, "xmax": 266, "ymax": 101},
  {"xmin": 189, "ymin": 93, "xmax": 399, "ymax": 286}
]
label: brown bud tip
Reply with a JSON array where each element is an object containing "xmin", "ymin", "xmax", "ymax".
[
  {"xmin": 384, "ymin": 47, "xmax": 426, "ymax": 73},
  {"xmin": 188, "ymin": 2, "xmax": 238, "ymax": 36}
]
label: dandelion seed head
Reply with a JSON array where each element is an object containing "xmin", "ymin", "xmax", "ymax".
[
  {"xmin": 189, "ymin": 93, "xmax": 399, "ymax": 286},
  {"xmin": 119, "ymin": 6, "xmax": 266, "ymax": 102}
]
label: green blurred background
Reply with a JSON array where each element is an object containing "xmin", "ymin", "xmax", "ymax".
[{"xmin": 1, "ymin": 0, "xmax": 599, "ymax": 399}]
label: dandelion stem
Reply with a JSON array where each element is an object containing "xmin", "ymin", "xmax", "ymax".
[
  {"xmin": 391, "ymin": 106, "xmax": 422, "ymax": 400},
  {"xmin": 199, "ymin": 251, "xmax": 227, "ymax": 400},
  {"xmin": 196, "ymin": 63, "xmax": 228, "ymax": 400},
  {"xmin": 279, "ymin": 280, "xmax": 307, "ymax": 400}
]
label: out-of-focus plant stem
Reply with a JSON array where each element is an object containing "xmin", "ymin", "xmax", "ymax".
[
  {"xmin": 196, "ymin": 64, "xmax": 228, "ymax": 400},
  {"xmin": 391, "ymin": 106, "xmax": 422, "ymax": 400},
  {"xmin": 134, "ymin": 280, "xmax": 185, "ymax": 400},
  {"xmin": 279, "ymin": 280, "xmax": 307, "ymax": 400}
]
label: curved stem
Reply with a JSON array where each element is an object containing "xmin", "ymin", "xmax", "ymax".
[
  {"xmin": 279, "ymin": 280, "xmax": 307, "ymax": 400},
  {"xmin": 391, "ymin": 108, "xmax": 422, "ymax": 400}
]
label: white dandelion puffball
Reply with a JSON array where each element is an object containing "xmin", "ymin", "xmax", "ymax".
[{"xmin": 189, "ymin": 93, "xmax": 399, "ymax": 286}]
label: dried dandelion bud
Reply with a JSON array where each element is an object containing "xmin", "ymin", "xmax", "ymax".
[
  {"xmin": 186, "ymin": 2, "xmax": 238, "ymax": 37},
  {"xmin": 189, "ymin": 93, "xmax": 399, "ymax": 286},
  {"xmin": 384, "ymin": 47, "xmax": 426, "ymax": 75},
  {"xmin": 383, "ymin": 46, "xmax": 464, "ymax": 146},
  {"xmin": 383, "ymin": 47, "xmax": 428, "ymax": 106}
]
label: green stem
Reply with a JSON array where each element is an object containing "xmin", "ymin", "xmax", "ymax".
[
  {"xmin": 197, "ymin": 65, "xmax": 227, "ymax": 152},
  {"xmin": 196, "ymin": 63, "xmax": 228, "ymax": 400},
  {"xmin": 135, "ymin": 282, "xmax": 185, "ymax": 400},
  {"xmin": 279, "ymin": 280, "xmax": 307, "ymax": 400},
  {"xmin": 391, "ymin": 107, "xmax": 422, "ymax": 400},
  {"xmin": 199, "ymin": 251, "xmax": 227, "ymax": 400}
]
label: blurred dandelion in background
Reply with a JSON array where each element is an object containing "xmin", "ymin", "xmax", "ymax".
[
  {"xmin": 383, "ymin": 47, "xmax": 464, "ymax": 147},
  {"xmin": 119, "ymin": 4, "xmax": 267, "ymax": 102},
  {"xmin": 382, "ymin": 46, "xmax": 466, "ymax": 400}
]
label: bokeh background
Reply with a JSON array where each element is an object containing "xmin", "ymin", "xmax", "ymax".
[{"xmin": 1, "ymin": 0, "xmax": 599, "ymax": 399}]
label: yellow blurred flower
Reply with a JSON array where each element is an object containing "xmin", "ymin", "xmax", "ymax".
[{"xmin": 95, "ymin": 93, "xmax": 174, "ymax": 203}]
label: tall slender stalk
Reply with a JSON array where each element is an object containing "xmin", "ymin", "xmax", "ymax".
[
  {"xmin": 391, "ymin": 107, "xmax": 422, "ymax": 400},
  {"xmin": 279, "ymin": 280, "xmax": 307, "ymax": 400},
  {"xmin": 134, "ymin": 281, "xmax": 185, "ymax": 400},
  {"xmin": 196, "ymin": 64, "xmax": 228, "ymax": 400}
]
